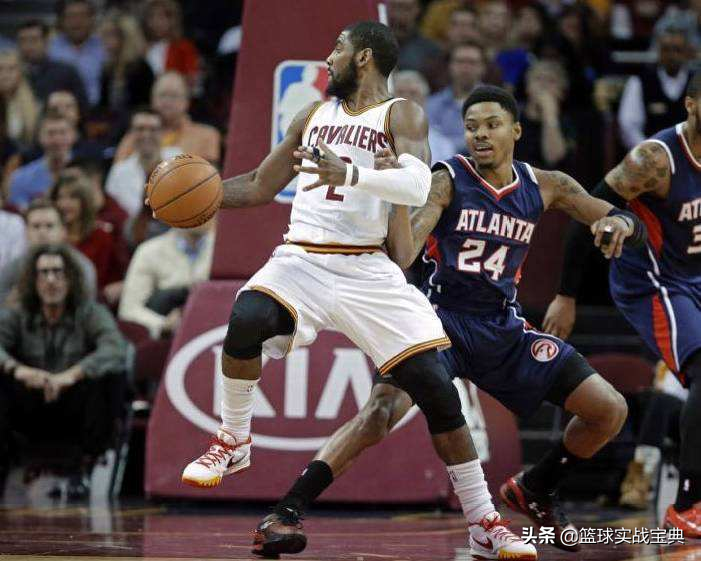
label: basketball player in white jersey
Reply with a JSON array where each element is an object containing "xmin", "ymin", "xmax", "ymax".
[{"xmin": 173, "ymin": 22, "xmax": 535, "ymax": 560}]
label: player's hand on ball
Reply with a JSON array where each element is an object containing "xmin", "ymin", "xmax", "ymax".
[
  {"xmin": 374, "ymin": 148, "xmax": 399, "ymax": 170},
  {"xmin": 543, "ymin": 295, "xmax": 576, "ymax": 340},
  {"xmin": 294, "ymin": 140, "xmax": 347, "ymax": 191},
  {"xmin": 591, "ymin": 215, "xmax": 632, "ymax": 259}
]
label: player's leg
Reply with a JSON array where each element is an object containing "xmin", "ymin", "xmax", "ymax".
[
  {"xmin": 613, "ymin": 286, "xmax": 701, "ymax": 534},
  {"xmin": 333, "ymin": 267, "xmax": 536, "ymax": 559},
  {"xmin": 665, "ymin": 350, "xmax": 701, "ymax": 537},
  {"xmin": 182, "ymin": 290, "xmax": 295, "ymax": 487},
  {"xmin": 252, "ymin": 382, "xmax": 412, "ymax": 557},
  {"xmin": 501, "ymin": 352, "xmax": 626, "ymax": 550},
  {"xmin": 390, "ymin": 350, "xmax": 536, "ymax": 560}
]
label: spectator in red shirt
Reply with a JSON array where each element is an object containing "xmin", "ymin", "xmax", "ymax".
[
  {"xmin": 50, "ymin": 175, "xmax": 128, "ymax": 305},
  {"xmin": 61, "ymin": 157, "xmax": 128, "ymax": 241},
  {"xmin": 142, "ymin": 0, "xmax": 200, "ymax": 92}
]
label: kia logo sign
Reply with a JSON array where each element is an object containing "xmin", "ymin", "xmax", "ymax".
[{"xmin": 165, "ymin": 325, "xmax": 490, "ymax": 459}]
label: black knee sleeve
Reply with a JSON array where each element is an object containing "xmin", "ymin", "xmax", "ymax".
[
  {"xmin": 679, "ymin": 352, "xmax": 701, "ymax": 473},
  {"xmin": 223, "ymin": 290, "xmax": 295, "ymax": 359},
  {"xmin": 388, "ymin": 350, "xmax": 466, "ymax": 435}
]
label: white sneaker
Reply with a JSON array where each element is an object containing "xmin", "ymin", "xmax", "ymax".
[
  {"xmin": 469, "ymin": 512, "xmax": 538, "ymax": 560},
  {"xmin": 181, "ymin": 428, "xmax": 251, "ymax": 488}
]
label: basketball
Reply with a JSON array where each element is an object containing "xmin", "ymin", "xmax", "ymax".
[{"xmin": 147, "ymin": 153, "xmax": 223, "ymax": 228}]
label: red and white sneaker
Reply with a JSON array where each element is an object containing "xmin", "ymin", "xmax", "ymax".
[
  {"xmin": 470, "ymin": 512, "xmax": 538, "ymax": 560},
  {"xmin": 664, "ymin": 505, "xmax": 701, "ymax": 538},
  {"xmin": 181, "ymin": 428, "xmax": 251, "ymax": 488}
]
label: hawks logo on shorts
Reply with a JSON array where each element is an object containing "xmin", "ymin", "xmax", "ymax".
[
  {"xmin": 271, "ymin": 60, "xmax": 329, "ymax": 204},
  {"xmin": 531, "ymin": 338, "xmax": 559, "ymax": 362}
]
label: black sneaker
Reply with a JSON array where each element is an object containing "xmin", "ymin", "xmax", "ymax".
[
  {"xmin": 500, "ymin": 471, "xmax": 580, "ymax": 551},
  {"xmin": 252, "ymin": 508, "xmax": 307, "ymax": 558}
]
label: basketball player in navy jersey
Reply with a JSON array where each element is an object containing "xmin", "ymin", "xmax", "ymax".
[
  {"xmin": 545, "ymin": 72, "xmax": 701, "ymax": 537},
  {"xmin": 253, "ymin": 85, "xmax": 647, "ymax": 555}
]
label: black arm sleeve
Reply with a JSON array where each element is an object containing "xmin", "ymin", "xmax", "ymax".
[{"xmin": 558, "ymin": 179, "xmax": 628, "ymax": 297}]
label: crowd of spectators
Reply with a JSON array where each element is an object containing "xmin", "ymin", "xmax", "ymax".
[
  {"xmin": 0, "ymin": 0, "xmax": 696, "ymax": 499},
  {"xmin": 0, "ymin": 0, "xmax": 239, "ymax": 499}
]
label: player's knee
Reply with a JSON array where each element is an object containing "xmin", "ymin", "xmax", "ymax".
[
  {"xmin": 591, "ymin": 385, "xmax": 628, "ymax": 437},
  {"xmin": 390, "ymin": 351, "xmax": 465, "ymax": 435},
  {"xmin": 607, "ymin": 389, "xmax": 628, "ymax": 436},
  {"xmin": 356, "ymin": 395, "xmax": 394, "ymax": 446},
  {"xmin": 223, "ymin": 291, "xmax": 292, "ymax": 359}
]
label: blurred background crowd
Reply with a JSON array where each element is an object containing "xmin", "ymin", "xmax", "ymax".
[{"xmin": 0, "ymin": 0, "xmax": 696, "ymax": 505}]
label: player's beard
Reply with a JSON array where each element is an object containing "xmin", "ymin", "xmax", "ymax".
[{"xmin": 326, "ymin": 59, "xmax": 358, "ymax": 100}]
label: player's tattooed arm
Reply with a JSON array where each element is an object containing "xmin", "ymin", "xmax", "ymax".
[
  {"xmin": 406, "ymin": 169, "xmax": 454, "ymax": 265},
  {"xmin": 219, "ymin": 101, "xmax": 320, "ymax": 208},
  {"xmin": 375, "ymin": 151, "xmax": 453, "ymax": 268},
  {"xmin": 605, "ymin": 141, "xmax": 672, "ymax": 200},
  {"xmin": 537, "ymin": 168, "xmax": 633, "ymax": 259}
]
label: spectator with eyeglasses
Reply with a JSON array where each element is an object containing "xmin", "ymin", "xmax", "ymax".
[{"xmin": 0, "ymin": 243, "xmax": 127, "ymax": 499}]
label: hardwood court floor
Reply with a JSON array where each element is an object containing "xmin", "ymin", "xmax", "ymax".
[{"xmin": 0, "ymin": 499, "xmax": 700, "ymax": 561}]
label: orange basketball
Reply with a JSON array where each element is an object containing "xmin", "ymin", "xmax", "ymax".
[{"xmin": 147, "ymin": 153, "xmax": 223, "ymax": 228}]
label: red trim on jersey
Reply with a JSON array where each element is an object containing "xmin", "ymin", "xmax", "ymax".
[
  {"xmin": 514, "ymin": 247, "xmax": 530, "ymax": 285},
  {"xmin": 455, "ymin": 154, "xmax": 521, "ymax": 201},
  {"xmin": 652, "ymin": 295, "xmax": 677, "ymax": 374},
  {"xmin": 629, "ymin": 199, "xmax": 663, "ymax": 253},
  {"xmin": 425, "ymin": 234, "xmax": 441, "ymax": 263},
  {"xmin": 676, "ymin": 123, "xmax": 701, "ymax": 171}
]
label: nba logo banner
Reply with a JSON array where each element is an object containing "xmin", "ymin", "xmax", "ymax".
[{"xmin": 272, "ymin": 61, "xmax": 329, "ymax": 203}]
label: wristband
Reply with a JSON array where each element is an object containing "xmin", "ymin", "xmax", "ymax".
[
  {"xmin": 607, "ymin": 208, "xmax": 647, "ymax": 248},
  {"xmin": 343, "ymin": 163, "xmax": 354, "ymax": 187}
]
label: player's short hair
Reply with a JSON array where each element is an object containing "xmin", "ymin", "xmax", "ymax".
[
  {"xmin": 345, "ymin": 21, "xmax": 399, "ymax": 77},
  {"xmin": 462, "ymin": 85, "xmax": 519, "ymax": 122},
  {"xmin": 686, "ymin": 71, "xmax": 701, "ymax": 99}
]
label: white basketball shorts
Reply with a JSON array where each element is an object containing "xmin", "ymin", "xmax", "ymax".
[{"xmin": 238, "ymin": 244, "xmax": 450, "ymax": 375}]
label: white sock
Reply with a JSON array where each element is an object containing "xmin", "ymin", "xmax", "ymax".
[
  {"xmin": 447, "ymin": 459, "xmax": 495, "ymax": 524},
  {"xmin": 634, "ymin": 445, "xmax": 661, "ymax": 477},
  {"xmin": 220, "ymin": 376, "xmax": 259, "ymax": 444}
]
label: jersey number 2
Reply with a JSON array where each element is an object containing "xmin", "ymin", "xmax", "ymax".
[
  {"xmin": 325, "ymin": 157, "xmax": 352, "ymax": 202},
  {"xmin": 457, "ymin": 238, "xmax": 509, "ymax": 280}
]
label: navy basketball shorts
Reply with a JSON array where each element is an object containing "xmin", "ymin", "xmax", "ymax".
[
  {"xmin": 376, "ymin": 305, "xmax": 583, "ymax": 418},
  {"xmin": 610, "ymin": 263, "xmax": 701, "ymax": 388}
]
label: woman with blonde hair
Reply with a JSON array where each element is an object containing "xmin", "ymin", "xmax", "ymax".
[
  {"xmin": 99, "ymin": 10, "xmax": 154, "ymax": 112},
  {"xmin": 0, "ymin": 49, "xmax": 40, "ymax": 149},
  {"xmin": 51, "ymin": 174, "xmax": 128, "ymax": 302},
  {"xmin": 141, "ymin": 0, "xmax": 200, "ymax": 91}
]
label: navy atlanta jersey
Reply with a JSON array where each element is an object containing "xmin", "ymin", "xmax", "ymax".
[
  {"xmin": 422, "ymin": 154, "xmax": 544, "ymax": 313},
  {"xmin": 615, "ymin": 123, "xmax": 701, "ymax": 282}
]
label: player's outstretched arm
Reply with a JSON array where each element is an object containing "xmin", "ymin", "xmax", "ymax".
[
  {"xmin": 219, "ymin": 101, "xmax": 319, "ymax": 209},
  {"xmin": 375, "ymin": 148, "xmax": 453, "ymax": 268},
  {"xmin": 537, "ymin": 169, "xmax": 642, "ymax": 260}
]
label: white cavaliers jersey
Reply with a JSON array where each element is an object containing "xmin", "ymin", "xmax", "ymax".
[{"xmin": 285, "ymin": 97, "xmax": 405, "ymax": 247}]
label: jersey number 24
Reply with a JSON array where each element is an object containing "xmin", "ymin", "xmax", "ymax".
[{"xmin": 458, "ymin": 238, "xmax": 509, "ymax": 281}]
